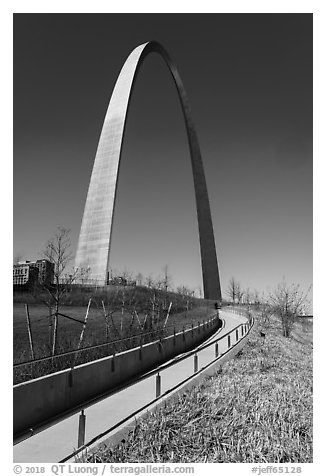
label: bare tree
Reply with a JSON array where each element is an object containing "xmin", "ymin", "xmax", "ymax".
[
  {"xmin": 257, "ymin": 293, "xmax": 274, "ymax": 331},
  {"xmin": 236, "ymin": 286, "xmax": 245, "ymax": 305},
  {"xmin": 268, "ymin": 281, "xmax": 311, "ymax": 338},
  {"xmin": 226, "ymin": 277, "xmax": 240, "ymax": 305},
  {"xmin": 78, "ymin": 265, "xmax": 91, "ymax": 285},
  {"xmin": 121, "ymin": 268, "xmax": 133, "ymax": 284},
  {"xmin": 243, "ymin": 288, "xmax": 252, "ymax": 307},
  {"xmin": 252, "ymin": 289, "xmax": 260, "ymax": 308},
  {"xmin": 154, "ymin": 277, "xmax": 164, "ymax": 292},
  {"xmin": 145, "ymin": 274, "xmax": 154, "ymax": 289},
  {"xmin": 176, "ymin": 285, "xmax": 192, "ymax": 297},
  {"xmin": 161, "ymin": 265, "xmax": 172, "ymax": 310},
  {"xmin": 176, "ymin": 285, "xmax": 193, "ymax": 314},
  {"xmin": 41, "ymin": 227, "xmax": 79, "ymax": 355},
  {"xmin": 162, "ymin": 265, "xmax": 172, "ymax": 292}
]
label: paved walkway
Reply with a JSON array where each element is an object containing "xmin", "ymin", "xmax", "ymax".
[{"xmin": 13, "ymin": 310, "xmax": 247, "ymax": 463}]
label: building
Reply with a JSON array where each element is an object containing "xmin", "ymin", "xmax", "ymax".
[
  {"xmin": 13, "ymin": 259, "xmax": 54, "ymax": 286},
  {"xmin": 13, "ymin": 262, "xmax": 38, "ymax": 286},
  {"xmin": 33, "ymin": 259, "xmax": 54, "ymax": 285}
]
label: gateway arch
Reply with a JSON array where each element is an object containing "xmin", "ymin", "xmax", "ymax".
[{"xmin": 75, "ymin": 41, "xmax": 221, "ymax": 300}]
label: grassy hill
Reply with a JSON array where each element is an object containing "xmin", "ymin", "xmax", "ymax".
[
  {"xmin": 14, "ymin": 285, "xmax": 217, "ymax": 384},
  {"xmin": 88, "ymin": 311, "xmax": 312, "ymax": 463}
]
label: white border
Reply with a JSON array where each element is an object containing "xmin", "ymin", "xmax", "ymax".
[{"xmin": 3, "ymin": 2, "xmax": 323, "ymax": 474}]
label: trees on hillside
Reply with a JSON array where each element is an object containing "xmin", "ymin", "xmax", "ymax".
[
  {"xmin": 145, "ymin": 274, "xmax": 154, "ymax": 289},
  {"xmin": 226, "ymin": 277, "xmax": 238, "ymax": 304},
  {"xmin": 226, "ymin": 277, "xmax": 244, "ymax": 305},
  {"xmin": 224, "ymin": 278, "xmax": 311, "ymax": 338},
  {"xmin": 268, "ymin": 281, "xmax": 311, "ymax": 338}
]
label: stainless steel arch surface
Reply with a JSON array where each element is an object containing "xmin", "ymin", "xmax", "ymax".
[{"xmin": 75, "ymin": 41, "xmax": 221, "ymax": 300}]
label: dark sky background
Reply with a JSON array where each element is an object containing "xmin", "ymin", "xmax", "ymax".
[{"xmin": 13, "ymin": 13, "xmax": 312, "ymax": 299}]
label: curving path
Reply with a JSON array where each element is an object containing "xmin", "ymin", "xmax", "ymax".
[{"xmin": 13, "ymin": 309, "xmax": 247, "ymax": 463}]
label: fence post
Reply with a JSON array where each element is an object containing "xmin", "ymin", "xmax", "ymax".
[
  {"xmin": 156, "ymin": 373, "xmax": 161, "ymax": 398},
  {"xmin": 25, "ymin": 304, "xmax": 35, "ymax": 361},
  {"xmin": 236, "ymin": 329, "xmax": 239, "ymax": 341},
  {"xmin": 71, "ymin": 298, "xmax": 92, "ymax": 369},
  {"xmin": 52, "ymin": 311, "xmax": 58, "ymax": 358},
  {"xmin": 101, "ymin": 300, "xmax": 110, "ymax": 354},
  {"xmin": 163, "ymin": 302, "xmax": 172, "ymax": 328},
  {"xmin": 228, "ymin": 335, "xmax": 231, "ymax": 348},
  {"xmin": 77, "ymin": 410, "xmax": 86, "ymax": 448},
  {"xmin": 215, "ymin": 342, "xmax": 219, "ymax": 358},
  {"xmin": 194, "ymin": 353, "xmax": 198, "ymax": 373}
]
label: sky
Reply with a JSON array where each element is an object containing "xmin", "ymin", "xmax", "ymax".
[{"xmin": 13, "ymin": 13, "xmax": 313, "ymax": 300}]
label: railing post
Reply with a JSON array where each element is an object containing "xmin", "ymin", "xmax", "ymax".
[
  {"xmin": 215, "ymin": 342, "xmax": 219, "ymax": 358},
  {"xmin": 228, "ymin": 335, "xmax": 231, "ymax": 348},
  {"xmin": 194, "ymin": 353, "xmax": 198, "ymax": 373},
  {"xmin": 198, "ymin": 321, "xmax": 200, "ymax": 333},
  {"xmin": 77, "ymin": 410, "xmax": 86, "ymax": 448},
  {"xmin": 156, "ymin": 373, "xmax": 161, "ymax": 398},
  {"xmin": 173, "ymin": 328, "xmax": 176, "ymax": 345},
  {"xmin": 236, "ymin": 329, "xmax": 239, "ymax": 341},
  {"xmin": 191, "ymin": 323, "xmax": 194, "ymax": 337}
]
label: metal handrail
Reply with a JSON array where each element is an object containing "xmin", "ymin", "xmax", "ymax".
[
  {"xmin": 60, "ymin": 313, "xmax": 254, "ymax": 462},
  {"xmin": 13, "ymin": 315, "xmax": 221, "ymax": 444},
  {"xmin": 14, "ymin": 312, "xmax": 252, "ymax": 447},
  {"xmin": 134, "ymin": 318, "xmax": 247, "ymax": 380}
]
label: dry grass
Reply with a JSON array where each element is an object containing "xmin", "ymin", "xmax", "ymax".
[{"xmin": 88, "ymin": 313, "xmax": 312, "ymax": 463}]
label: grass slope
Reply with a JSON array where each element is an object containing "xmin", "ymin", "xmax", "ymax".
[
  {"xmin": 88, "ymin": 313, "xmax": 312, "ymax": 463},
  {"xmin": 14, "ymin": 297, "xmax": 215, "ymax": 383}
]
